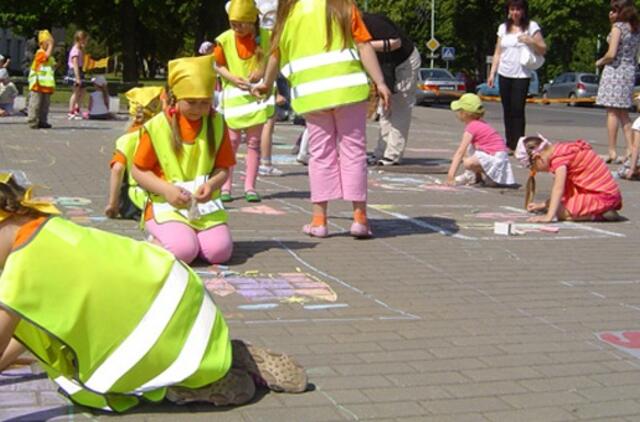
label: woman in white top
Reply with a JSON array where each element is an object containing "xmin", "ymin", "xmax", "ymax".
[{"xmin": 488, "ymin": 0, "xmax": 546, "ymax": 151}]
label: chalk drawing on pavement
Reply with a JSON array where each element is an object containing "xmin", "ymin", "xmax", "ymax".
[{"xmin": 597, "ymin": 331, "xmax": 640, "ymax": 360}]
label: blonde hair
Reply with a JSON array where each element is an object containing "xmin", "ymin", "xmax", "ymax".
[
  {"xmin": 271, "ymin": 0, "xmax": 354, "ymax": 53},
  {"xmin": 0, "ymin": 176, "xmax": 46, "ymax": 220},
  {"xmin": 521, "ymin": 136, "xmax": 546, "ymax": 209},
  {"xmin": 74, "ymin": 30, "xmax": 88, "ymax": 48}
]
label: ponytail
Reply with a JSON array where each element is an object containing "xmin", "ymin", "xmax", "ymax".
[
  {"xmin": 524, "ymin": 169, "xmax": 536, "ymax": 209},
  {"xmin": 167, "ymin": 90, "xmax": 183, "ymax": 155}
]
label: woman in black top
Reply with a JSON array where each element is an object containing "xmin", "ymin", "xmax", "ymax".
[{"xmin": 363, "ymin": 13, "xmax": 422, "ymax": 166}]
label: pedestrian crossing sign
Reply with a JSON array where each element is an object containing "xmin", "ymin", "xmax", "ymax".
[{"xmin": 442, "ymin": 47, "xmax": 455, "ymax": 61}]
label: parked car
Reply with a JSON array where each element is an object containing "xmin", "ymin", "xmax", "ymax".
[
  {"xmin": 475, "ymin": 71, "xmax": 540, "ymax": 97},
  {"xmin": 542, "ymin": 72, "xmax": 598, "ymax": 106},
  {"xmin": 415, "ymin": 68, "xmax": 465, "ymax": 105}
]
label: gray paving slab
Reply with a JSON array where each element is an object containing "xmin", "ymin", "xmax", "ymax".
[{"xmin": 2, "ymin": 103, "xmax": 640, "ymax": 420}]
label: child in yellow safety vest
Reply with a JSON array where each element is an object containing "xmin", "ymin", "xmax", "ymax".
[
  {"xmin": 214, "ymin": 0, "xmax": 275, "ymax": 203},
  {"xmin": 253, "ymin": 0, "xmax": 391, "ymax": 238},
  {"xmin": 131, "ymin": 56, "xmax": 237, "ymax": 265},
  {"xmin": 27, "ymin": 30, "xmax": 56, "ymax": 129},
  {"xmin": 105, "ymin": 86, "xmax": 164, "ymax": 220},
  {"xmin": 0, "ymin": 173, "xmax": 307, "ymax": 412}
]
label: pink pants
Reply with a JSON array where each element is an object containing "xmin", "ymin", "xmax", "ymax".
[
  {"xmin": 145, "ymin": 220, "xmax": 233, "ymax": 264},
  {"xmin": 305, "ymin": 101, "xmax": 368, "ymax": 203},
  {"xmin": 222, "ymin": 125, "xmax": 262, "ymax": 194}
]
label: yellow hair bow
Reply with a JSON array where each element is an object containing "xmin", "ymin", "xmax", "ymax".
[{"xmin": 0, "ymin": 173, "xmax": 60, "ymax": 223}]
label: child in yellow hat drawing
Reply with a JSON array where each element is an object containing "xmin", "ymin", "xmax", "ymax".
[
  {"xmin": 131, "ymin": 56, "xmax": 237, "ymax": 265},
  {"xmin": 0, "ymin": 172, "xmax": 307, "ymax": 412},
  {"xmin": 27, "ymin": 30, "xmax": 56, "ymax": 129},
  {"xmin": 105, "ymin": 86, "xmax": 164, "ymax": 220}
]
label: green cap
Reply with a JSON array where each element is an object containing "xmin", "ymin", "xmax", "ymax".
[{"xmin": 451, "ymin": 93, "xmax": 484, "ymax": 114}]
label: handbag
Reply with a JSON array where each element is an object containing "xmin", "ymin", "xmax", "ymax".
[{"xmin": 520, "ymin": 45, "xmax": 545, "ymax": 70}]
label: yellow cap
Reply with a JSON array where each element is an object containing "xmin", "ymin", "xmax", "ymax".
[
  {"xmin": 228, "ymin": 0, "xmax": 259, "ymax": 22},
  {"xmin": 168, "ymin": 56, "xmax": 216, "ymax": 101},
  {"xmin": 38, "ymin": 30, "xmax": 53, "ymax": 44},
  {"xmin": 125, "ymin": 86, "xmax": 164, "ymax": 117},
  {"xmin": 0, "ymin": 173, "xmax": 60, "ymax": 223},
  {"xmin": 450, "ymin": 93, "xmax": 484, "ymax": 114}
]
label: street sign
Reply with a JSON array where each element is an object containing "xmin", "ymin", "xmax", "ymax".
[
  {"xmin": 426, "ymin": 38, "xmax": 440, "ymax": 52},
  {"xmin": 442, "ymin": 47, "xmax": 455, "ymax": 61}
]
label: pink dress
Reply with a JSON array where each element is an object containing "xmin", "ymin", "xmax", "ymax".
[{"xmin": 549, "ymin": 141, "xmax": 622, "ymax": 218}]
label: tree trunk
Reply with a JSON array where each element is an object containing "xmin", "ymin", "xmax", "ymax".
[{"xmin": 120, "ymin": 0, "xmax": 138, "ymax": 82}]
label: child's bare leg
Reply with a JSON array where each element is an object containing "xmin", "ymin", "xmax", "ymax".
[{"xmin": 462, "ymin": 156, "xmax": 484, "ymax": 182}]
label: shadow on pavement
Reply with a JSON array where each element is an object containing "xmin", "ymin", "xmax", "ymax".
[
  {"xmin": 229, "ymin": 239, "xmax": 318, "ymax": 264},
  {"xmin": 260, "ymin": 190, "xmax": 311, "ymax": 200}
]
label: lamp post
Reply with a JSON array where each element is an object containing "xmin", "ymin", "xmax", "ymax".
[{"xmin": 430, "ymin": 0, "xmax": 435, "ymax": 68}]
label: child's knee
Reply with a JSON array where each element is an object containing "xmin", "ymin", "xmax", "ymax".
[
  {"xmin": 198, "ymin": 226, "xmax": 233, "ymax": 264},
  {"xmin": 169, "ymin": 239, "xmax": 200, "ymax": 264}
]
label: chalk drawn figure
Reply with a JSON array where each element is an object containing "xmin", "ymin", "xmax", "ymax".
[
  {"xmin": 598, "ymin": 331, "xmax": 640, "ymax": 359},
  {"xmin": 203, "ymin": 271, "xmax": 337, "ymax": 304}
]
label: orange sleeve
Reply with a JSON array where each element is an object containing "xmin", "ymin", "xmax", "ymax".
[
  {"xmin": 214, "ymin": 126, "xmax": 236, "ymax": 168},
  {"xmin": 34, "ymin": 51, "xmax": 48, "ymax": 67},
  {"xmin": 133, "ymin": 128, "xmax": 160, "ymax": 171},
  {"xmin": 13, "ymin": 217, "xmax": 48, "ymax": 249},
  {"xmin": 351, "ymin": 5, "xmax": 372, "ymax": 43},
  {"xmin": 214, "ymin": 44, "xmax": 227, "ymax": 67},
  {"xmin": 110, "ymin": 151, "xmax": 127, "ymax": 168}
]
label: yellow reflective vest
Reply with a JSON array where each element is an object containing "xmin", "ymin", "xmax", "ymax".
[
  {"xmin": 0, "ymin": 217, "xmax": 231, "ymax": 412},
  {"xmin": 216, "ymin": 29, "xmax": 274, "ymax": 129},
  {"xmin": 28, "ymin": 50, "xmax": 56, "ymax": 92},
  {"xmin": 143, "ymin": 112, "xmax": 228, "ymax": 230},
  {"xmin": 114, "ymin": 130, "xmax": 146, "ymax": 210},
  {"xmin": 277, "ymin": 0, "xmax": 370, "ymax": 114}
]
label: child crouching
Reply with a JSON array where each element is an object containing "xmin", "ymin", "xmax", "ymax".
[
  {"xmin": 446, "ymin": 94, "xmax": 515, "ymax": 187},
  {"xmin": 515, "ymin": 135, "xmax": 622, "ymax": 223}
]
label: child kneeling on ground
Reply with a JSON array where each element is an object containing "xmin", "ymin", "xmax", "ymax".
[
  {"xmin": 446, "ymin": 94, "xmax": 516, "ymax": 187},
  {"xmin": 515, "ymin": 135, "xmax": 622, "ymax": 223},
  {"xmin": 0, "ymin": 173, "xmax": 307, "ymax": 411}
]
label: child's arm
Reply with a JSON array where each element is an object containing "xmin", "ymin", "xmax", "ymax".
[
  {"xmin": 357, "ymin": 42, "xmax": 391, "ymax": 110},
  {"xmin": 446, "ymin": 132, "xmax": 473, "ymax": 185},
  {"xmin": 529, "ymin": 165, "xmax": 567, "ymax": 223},
  {"xmin": 44, "ymin": 39, "xmax": 54, "ymax": 60},
  {"xmin": 132, "ymin": 165, "xmax": 191, "ymax": 208},
  {"xmin": 105, "ymin": 162, "xmax": 125, "ymax": 218},
  {"xmin": 251, "ymin": 53, "xmax": 280, "ymax": 98},
  {"xmin": 194, "ymin": 168, "xmax": 230, "ymax": 203},
  {"xmin": 0, "ymin": 308, "xmax": 20, "ymax": 372},
  {"xmin": 215, "ymin": 64, "xmax": 250, "ymax": 90}
]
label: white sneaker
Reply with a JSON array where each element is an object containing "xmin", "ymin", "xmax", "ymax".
[
  {"xmin": 258, "ymin": 165, "xmax": 284, "ymax": 176},
  {"xmin": 454, "ymin": 170, "xmax": 477, "ymax": 185}
]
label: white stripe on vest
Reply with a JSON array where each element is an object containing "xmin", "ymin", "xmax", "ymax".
[
  {"xmin": 134, "ymin": 292, "xmax": 217, "ymax": 392},
  {"xmin": 291, "ymin": 73, "xmax": 368, "ymax": 99},
  {"xmin": 281, "ymin": 49, "xmax": 360, "ymax": 78},
  {"xmin": 84, "ymin": 262, "xmax": 190, "ymax": 393},
  {"xmin": 223, "ymin": 96, "xmax": 276, "ymax": 119}
]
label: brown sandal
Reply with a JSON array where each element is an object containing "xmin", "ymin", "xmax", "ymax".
[
  {"xmin": 166, "ymin": 367, "xmax": 256, "ymax": 406},
  {"xmin": 231, "ymin": 339, "xmax": 308, "ymax": 393}
]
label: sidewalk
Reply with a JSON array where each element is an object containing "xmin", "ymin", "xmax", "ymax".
[{"xmin": 1, "ymin": 105, "xmax": 640, "ymax": 421}]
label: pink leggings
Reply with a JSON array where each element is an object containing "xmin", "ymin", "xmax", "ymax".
[
  {"xmin": 145, "ymin": 220, "xmax": 233, "ymax": 264},
  {"xmin": 222, "ymin": 125, "xmax": 262, "ymax": 194},
  {"xmin": 305, "ymin": 101, "xmax": 368, "ymax": 203}
]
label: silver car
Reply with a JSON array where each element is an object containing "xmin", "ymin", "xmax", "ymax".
[
  {"xmin": 416, "ymin": 68, "xmax": 465, "ymax": 105},
  {"xmin": 542, "ymin": 72, "xmax": 599, "ymax": 106}
]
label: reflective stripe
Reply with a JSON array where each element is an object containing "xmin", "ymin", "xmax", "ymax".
[
  {"xmin": 84, "ymin": 262, "xmax": 190, "ymax": 393},
  {"xmin": 292, "ymin": 72, "xmax": 368, "ymax": 99},
  {"xmin": 54, "ymin": 376, "xmax": 83, "ymax": 395},
  {"xmin": 223, "ymin": 96, "xmax": 275, "ymax": 119},
  {"xmin": 281, "ymin": 49, "xmax": 360, "ymax": 78},
  {"xmin": 134, "ymin": 293, "xmax": 216, "ymax": 392},
  {"xmin": 224, "ymin": 86, "xmax": 253, "ymax": 101}
]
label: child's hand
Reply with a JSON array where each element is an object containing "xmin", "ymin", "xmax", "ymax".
[
  {"xmin": 233, "ymin": 77, "xmax": 251, "ymax": 90},
  {"xmin": 526, "ymin": 202, "xmax": 547, "ymax": 213},
  {"xmin": 248, "ymin": 70, "xmax": 264, "ymax": 83},
  {"xmin": 445, "ymin": 177, "xmax": 456, "ymax": 186},
  {"xmin": 527, "ymin": 214, "xmax": 553, "ymax": 223},
  {"xmin": 165, "ymin": 185, "xmax": 191, "ymax": 208},
  {"xmin": 104, "ymin": 203, "xmax": 118, "ymax": 218},
  {"xmin": 194, "ymin": 183, "xmax": 213, "ymax": 203},
  {"xmin": 251, "ymin": 82, "xmax": 270, "ymax": 98}
]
